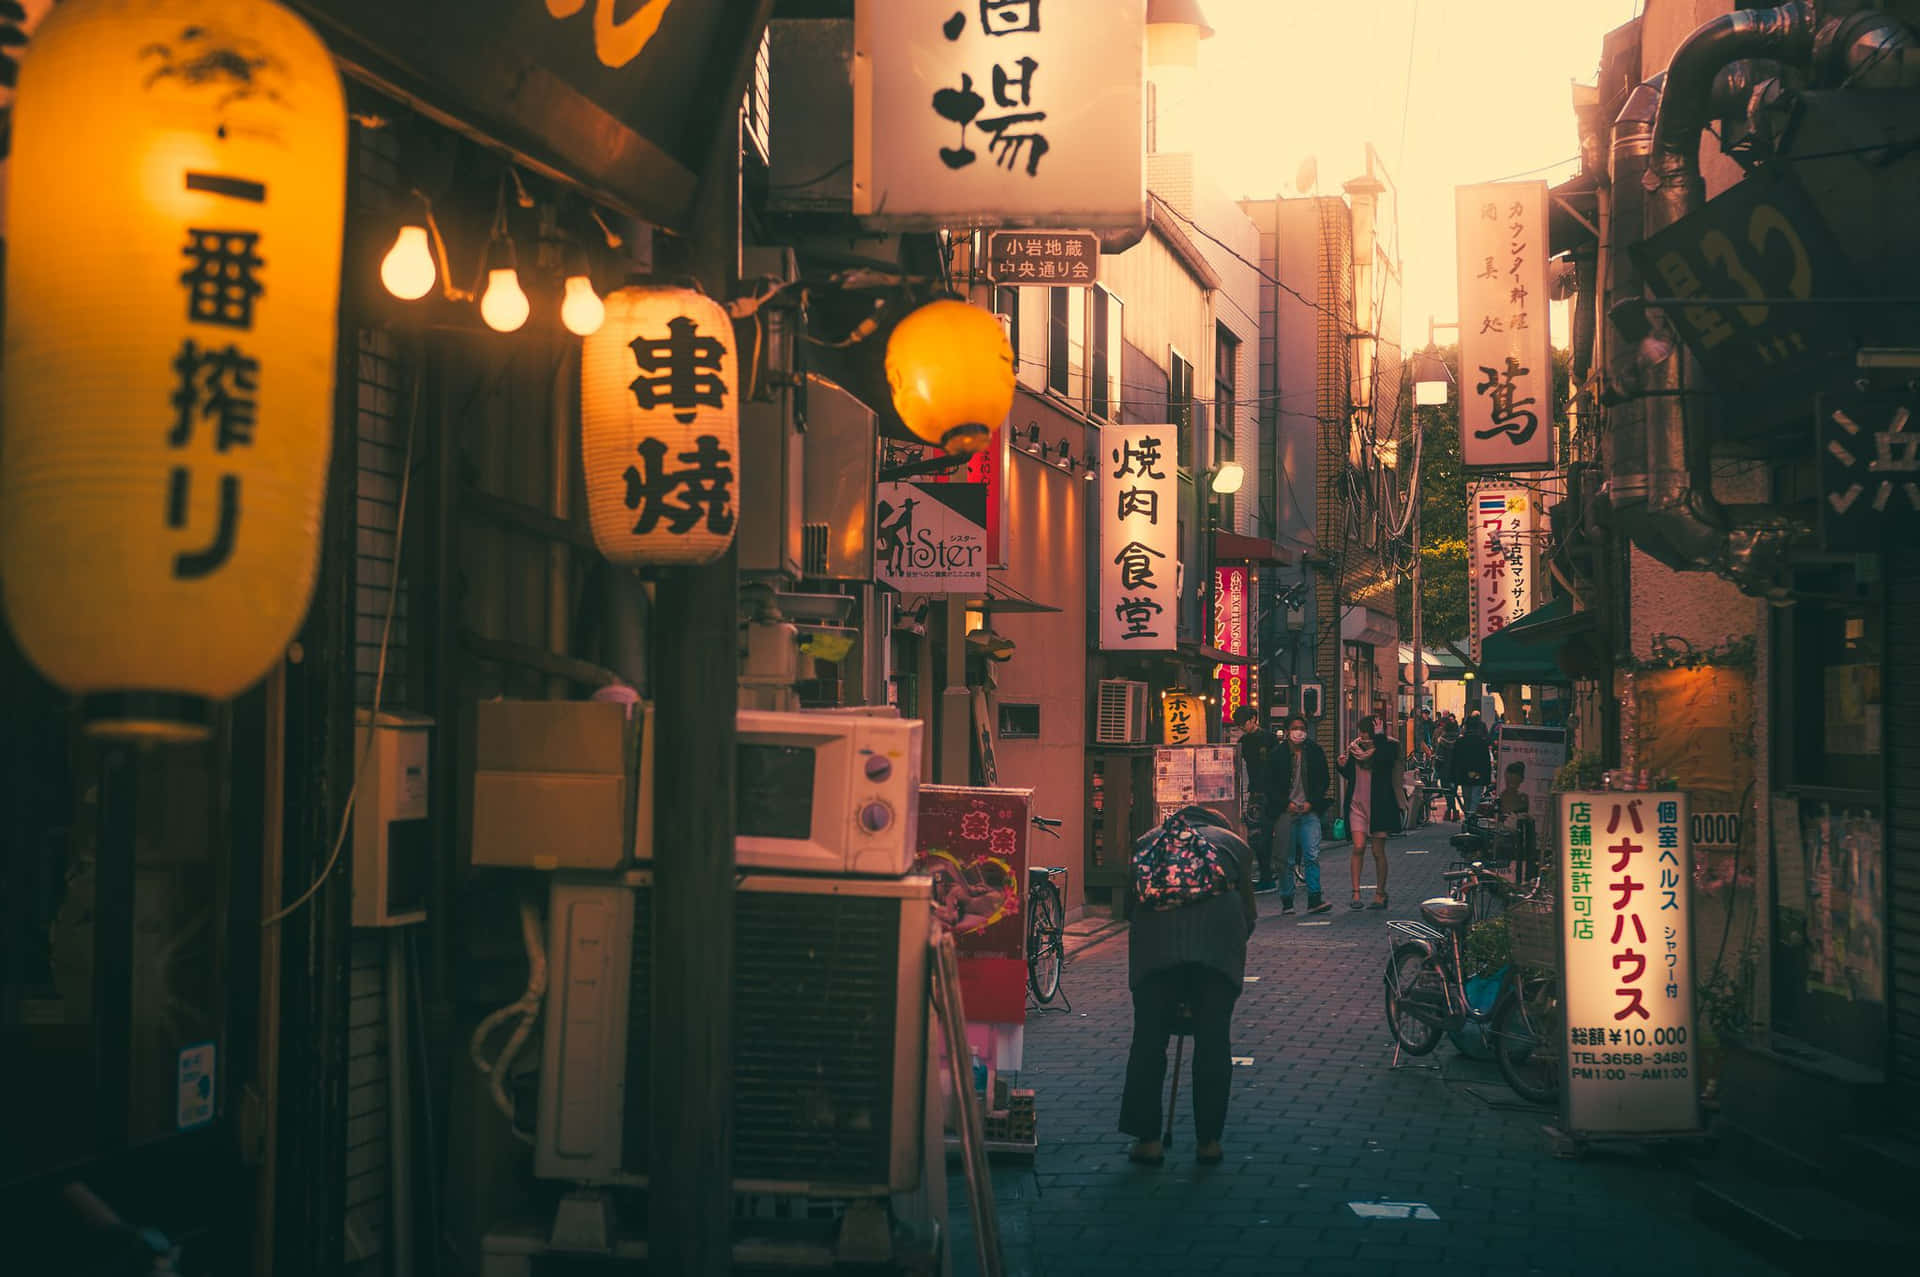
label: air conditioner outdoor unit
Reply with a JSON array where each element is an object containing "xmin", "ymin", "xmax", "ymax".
[
  {"xmin": 535, "ymin": 871, "xmax": 931, "ymax": 1196},
  {"xmin": 1094, "ymin": 679, "xmax": 1148, "ymax": 745}
]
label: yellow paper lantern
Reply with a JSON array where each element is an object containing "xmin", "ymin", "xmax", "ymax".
[
  {"xmin": 1, "ymin": 0, "xmax": 346, "ymax": 742},
  {"xmin": 885, "ymin": 299, "xmax": 1014, "ymax": 456},
  {"xmin": 581, "ymin": 286, "xmax": 739, "ymax": 566},
  {"xmin": 1162, "ymin": 689, "xmax": 1199, "ymax": 746}
]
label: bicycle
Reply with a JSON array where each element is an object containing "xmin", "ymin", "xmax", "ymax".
[
  {"xmin": 1026, "ymin": 815, "xmax": 1069, "ymax": 1007},
  {"xmin": 1381, "ymin": 874, "xmax": 1561, "ymax": 1105}
]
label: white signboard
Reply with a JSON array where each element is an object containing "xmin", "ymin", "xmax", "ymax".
[
  {"xmin": 1100, "ymin": 425, "xmax": 1177, "ymax": 650},
  {"xmin": 1468, "ymin": 482, "xmax": 1535, "ymax": 664},
  {"xmin": 853, "ymin": 0, "xmax": 1146, "ymax": 229},
  {"xmin": 875, "ymin": 480, "xmax": 989, "ymax": 592},
  {"xmin": 1559, "ymin": 792, "xmax": 1701, "ymax": 1136},
  {"xmin": 1497, "ymin": 725, "xmax": 1567, "ymax": 821},
  {"xmin": 1456, "ymin": 181, "xmax": 1553, "ymax": 470}
]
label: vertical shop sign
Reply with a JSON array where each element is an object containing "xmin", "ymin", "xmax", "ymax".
[
  {"xmin": 915, "ymin": 785, "xmax": 1031, "ymax": 1027},
  {"xmin": 853, "ymin": 0, "xmax": 1146, "ymax": 228},
  {"xmin": 1214, "ymin": 565, "xmax": 1250, "ymax": 727},
  {"xmin": 901, "ymin": 422, "xmax": 1009, "ymax": 565},
  {"xmin": 1468, "ymin": 482, "xmax": 1534, "ymax": 664},
  {"xmin": 1560, "ymin": 792, "xmax": 1701, "ymax": 1136},
  {"xmin": 1456, "ymin": 181, "xmax": 1553, "ymax": 470},
  {"xmin": 1161, "ymin": 689, "xmax": 1198, "ymax": 746},
  {"xmin": 1100, "ymin": 425, "xmax": 1177, "ymax": 651}
]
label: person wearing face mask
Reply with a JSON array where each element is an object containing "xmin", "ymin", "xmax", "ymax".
[
  {"xmin": 1337, "ymin": 715, "xmax": 1402, "ymax": 910},
  {"xmin": 1264, "ymin": 715, "xmax": 1332, "ymax": 914}
]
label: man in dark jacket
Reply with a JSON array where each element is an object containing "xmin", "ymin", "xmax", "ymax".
[
  {"xmin": 1233, "ymin": 705, "xmax": 1281, "ymax": 891},
  {"xmin": 1451, "ymin": 714, "xmax": 1495, "ymax": 819},
  {"xmin": 1265, "ymin": 714, "xmax": 1332, "ymax": 915},
  {"xmin": 1120, "ymin": 807, "xmax": 1257, "ymax": 1167}
]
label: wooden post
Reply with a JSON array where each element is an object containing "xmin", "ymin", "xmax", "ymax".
[{"xmin": 648, "ymin": 4, "xmax": 772, "ymax": 1268}]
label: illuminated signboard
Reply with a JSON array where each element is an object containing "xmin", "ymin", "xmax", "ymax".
[{"xmin": 1559, "ymin": 791, "xmax": 1702, "ymax": 1136}]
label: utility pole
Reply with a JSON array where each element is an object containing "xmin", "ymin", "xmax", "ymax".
[{"xmin": 648, "ymin": 5, "xmax": 774, "ymax": 1270}]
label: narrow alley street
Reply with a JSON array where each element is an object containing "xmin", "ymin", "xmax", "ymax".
[{"xmin": 955, "ymin": 825, "xmax": 1776, "ymax": 1277}]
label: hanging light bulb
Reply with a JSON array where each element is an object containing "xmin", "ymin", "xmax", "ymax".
[
  {"xmin": 560, "ymin": 273, "xmax": 605, "ymax": 337},
  {"xmin": 380, "ymin": 224, "xmax": 436, "ymax": 301},
  {"xmin": 478, "ymin": 229, "xmax": 528, "ymax": 333},
  {"xmin": 481, "ymin": 268, "xmax": 529, "ymax": 332}
]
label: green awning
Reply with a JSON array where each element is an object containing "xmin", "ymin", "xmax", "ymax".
[{"xmin": 1477, "ymin": 596, "xmax": 1585, "ymax": 685}]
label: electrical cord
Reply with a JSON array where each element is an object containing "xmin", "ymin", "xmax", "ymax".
[{"xmin": 263, "ymin": 355, "xmax": 418, "ymax": 929}]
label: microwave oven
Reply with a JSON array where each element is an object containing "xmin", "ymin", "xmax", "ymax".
[{"xmin": 733, "ymin": 709, "xmax": 922, "ymax": 876}]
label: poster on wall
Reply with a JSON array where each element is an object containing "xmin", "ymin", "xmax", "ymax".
[
  {"xmin": 853, "ymin": 0, "xmax": 1145, "ymax": 229},
  {"xmin": 1455, "ymin": 180, "xmax": 1554, "ymax": 470},
  {"xmin": 1497, "ymin": 725, "xmax": 1566, "ymax": 823},
  {"xmin": 1559, "ymin": 792, "xmax": 1702, "ymax": 1136},
  {"xmin": 1214, "ymin": 566, "xmax": 1252, "ymax": 727},
  {"xmin": 916, "ymin": 785, "xmax": 1031, "ymax": 1030},
  {"xmin": 1468, "ymin": 482, "xmax": 1535, "ymax": 664},
  {"xmin": 875, "ymin": 480, "xmax": 989, "ymax": 593},
  {"xmin": 1798, "ymin": 800, "xmax": 1885, "ymax": 1004},
  {"xmin": 1100, "ymin": 425, "xmax": 1177, "ymax": 651}
]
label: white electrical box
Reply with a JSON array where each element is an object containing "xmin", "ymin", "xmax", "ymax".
[{"xmin": 352, "ymin": 710, "xmax": 433, "ymax": 927}]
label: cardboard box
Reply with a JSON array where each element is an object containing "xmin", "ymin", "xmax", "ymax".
[{"xmin": 470, "ymin": 699, "xmax": 653, "ymax": 870}]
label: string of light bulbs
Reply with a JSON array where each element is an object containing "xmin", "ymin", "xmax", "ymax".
[{"xmin": 378, "ymin": 171, "xmax": 610, "ymax": 338}]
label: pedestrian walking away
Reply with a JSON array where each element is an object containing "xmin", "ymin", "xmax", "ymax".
[
  {"xmin": 1337, "ymin": 716, "xmax": 1402, "ymax": 910},
  {"xmin": 1119, "ymin": 806, "xmax": 1258, "ymax": 1167},
  {"xmin": 1435, "ymin": 715, "xmax": 1461, "ymax": 820},
  {"xmin": 1232, "ymin": 705, "xmax": 1281, "ymax": 892},
  {"xmin": 1265, "ymin": 714, "xmax": 1332, "ymax": 915},
  {"xmin": 1452, "ymin": 713, "xmax": 1494, "ymax": 821}
]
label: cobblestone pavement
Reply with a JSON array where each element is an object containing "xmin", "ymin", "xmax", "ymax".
[{"xmin": 948, "ymin": 822, "xmax": 1777, "ymax": 1277}]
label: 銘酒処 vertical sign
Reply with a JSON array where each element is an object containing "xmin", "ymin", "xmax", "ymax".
[
  {"xmin": 853, "ymin": 0, "xmax": 1145, "ymax": 229},
  {"xmin": 1559, "ymin": 792, "xmax": 1701, "ymax": 1136},
  {"xmin": 1456, "ymin": 181, "xmax": 1553, "ymax": 470},
  {"xmin": 1213, "ymin": 565, "xmax": 1250, "ymax": 727},
  {"xmin": 1100, "ymin": 425, "xmax": 1176, "ymax": 651},
  {"xmin": 1468, "ymin": 481, "xmax": 1534, "ymax": 664}
]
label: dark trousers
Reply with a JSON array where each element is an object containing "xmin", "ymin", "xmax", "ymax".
[
  {"xmin": 1119, "ymin": 963, "xmax": 1237, "ymax": 1145},
  {"xmin": 1246, "ymin": 803, "xmax": 1275, "ymax": 881}
]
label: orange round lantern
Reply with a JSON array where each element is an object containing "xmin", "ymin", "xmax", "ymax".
[
  {"xmin": 1, "ymin": 0, "xmax": 347, "ymax": 741},
  {"xmin": 581, "ymin": 286, "xmax": 740, "ymax": 566},
  {"xmin": 885, "ymin": 299, "xmax": 1014, "ymax": 455}
]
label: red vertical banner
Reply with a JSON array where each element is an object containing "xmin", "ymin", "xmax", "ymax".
[
  {"xmin": 915, "ymin": 785, "xmax": 1030, "ymax": 1024},
  {"xmin": 1214, "ymin": 565, "xmax": 1250, "ymax": 726},
  {"xmin": 913, "ymin": 423, "xmax": 1006, "ymax": 566}
]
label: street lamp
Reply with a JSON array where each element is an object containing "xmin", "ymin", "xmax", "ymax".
[
  {"xmin": 1410, "ymin": 320, "xmax": 1457, "ymax": 731},
  {"xmin": 1202, "ymin": 459, "xmax": 1244, "ymax": 737}
]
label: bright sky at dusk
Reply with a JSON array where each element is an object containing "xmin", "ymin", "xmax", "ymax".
[{"xmin": 1194, "ymin": 0, "xmax": 1643, "ymax": 348}]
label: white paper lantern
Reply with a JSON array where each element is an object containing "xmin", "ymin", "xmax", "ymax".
[{"xmin": 581, "ymin": 286, "xmax": 739, "ymax": 565}]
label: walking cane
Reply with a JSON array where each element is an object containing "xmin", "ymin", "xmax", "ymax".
[{"xmin": 1163, "ymin": 1032, "xmax": 1184, "ymax": 1149}]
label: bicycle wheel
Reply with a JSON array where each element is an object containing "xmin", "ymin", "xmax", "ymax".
[
  {"xmin": 1027, "ymin": 881, "xmax": 1064, "ymax": 1003},
  {"xmin": 1383, "ymin": 943, "xmax": 1445, "ymax": 1055},
  {"xmin": 1492, "ymin": 975, "xmax": 1561, "ymax": 1105}
]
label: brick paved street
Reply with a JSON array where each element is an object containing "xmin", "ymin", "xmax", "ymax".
[{"xmin": 949, "ymin": 823, "xmax": 1778, "ymax": 1277}]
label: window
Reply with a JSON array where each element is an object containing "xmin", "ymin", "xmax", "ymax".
[
  {"xmin": 1048, "ymin": 287, "xmax": 1070, "ymax": 396},
  {"xmin": 1090, "ymin": 286, "xmax": 1122, "ymax": 421},
  {"xmin": 995, "ymin": 285, "xmax": 1020, "ymax": 371},
  {"xmin": 998, "ymin": 703, "xmax": 1042, "ymax": 739},
  {"xmin": 1170, "ymin": 350, "xmax": 1193, "ymax": 470},
  {"xmin": 1215, "ymin": 327, "xmax": 1239, "ymax": 527}
]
